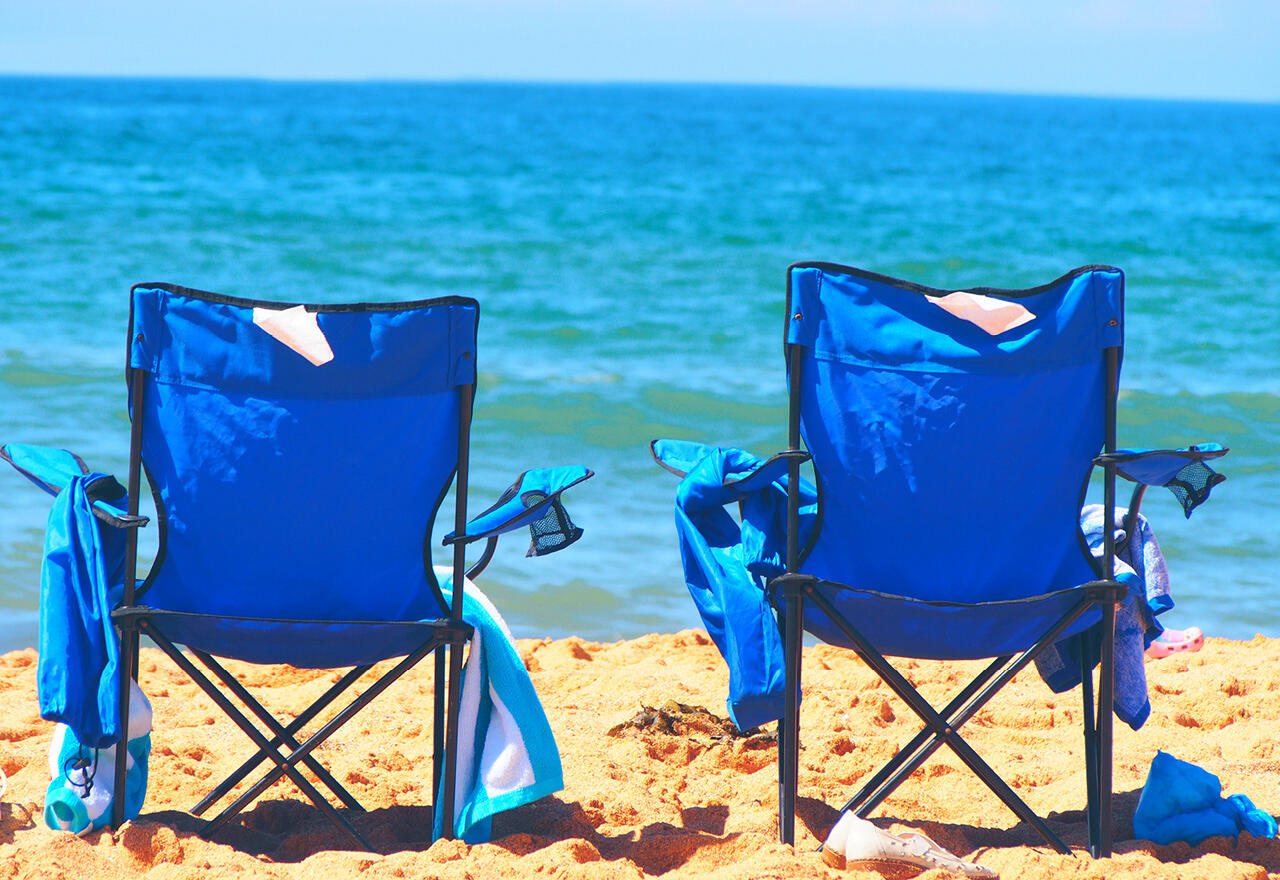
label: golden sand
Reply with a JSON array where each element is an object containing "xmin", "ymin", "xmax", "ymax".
[{"xmin": 1, "ymin": 632, "xmax": 1277, "ymax": 879}]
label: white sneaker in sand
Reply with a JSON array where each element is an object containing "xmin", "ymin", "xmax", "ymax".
[{"xmin": 820, "ymin": 812, "xmax": 998, "ymax": 879}]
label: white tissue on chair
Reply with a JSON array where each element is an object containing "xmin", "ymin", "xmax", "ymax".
[
  {"xmin": 252, "ymin": 305, "xmax": 335, "ymax": 365},
  {"xmin": 929, "ymin": 291, "xmax": 1035, "ymax": 336}
]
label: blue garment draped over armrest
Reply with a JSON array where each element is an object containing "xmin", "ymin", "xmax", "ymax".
[
  {"xmin": 445, "ymin": 466, "xmax": 592, "ymax": 557},
  {"xmin": 2, "ymin": 443, "xmax": 148, "ymax": 529},
  {"xmin": 1097, "ymin": 443, "xmax": 1227, "ymax": 517},
  {"xmin": 1, "ymin": 443, "xmax": 149, "ymax": 748},
  {"xmin": 651, "ymin": 439, "xmax": 817, "ymax": 730}
]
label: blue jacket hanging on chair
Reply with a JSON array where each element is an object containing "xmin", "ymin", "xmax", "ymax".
[{"xmin": 2, "ymin": 443, "xmax": 146, "ymax": 748}]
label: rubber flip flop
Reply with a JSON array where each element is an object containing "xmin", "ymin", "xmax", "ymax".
[{"xmin": 1146, "ymin": 626, "xmax": 1205, "ymax": 659}]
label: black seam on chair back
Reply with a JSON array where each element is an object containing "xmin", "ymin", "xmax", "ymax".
[
  {"xmin": 785, "ymin": 261, "xmax": 1123, "ymax": 300},
  {"xmin": 129, "ymin": 281, "xmax": 479, "ymax": 314}
]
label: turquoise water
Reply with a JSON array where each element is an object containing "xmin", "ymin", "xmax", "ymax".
[{"xmin": 1, "ymin": 76, "xmax": 1277, "ymax": 650}]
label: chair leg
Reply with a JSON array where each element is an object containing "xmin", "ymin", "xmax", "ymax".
[
  {"xmin": 438, "ymin": 631, "xmax": 467, "ymax": 840},
  {"xmin": 432, "ymin": 647, "xmax": 446, "ymax": 804},
  {"xmin": 779, "ymin": 585, "xmax": 804, "ymax": 845},
  {"xmin": 808, "ymin": 588, "xmax": 1074, "ymax": 854},
  {"xmin": 146, "ymin": 620, "xmax": 456, "ymax": 851},
  {"xmin": 1080, "ymin": 640, "xmax": 1101, "ymax": 854},
  {"xmin": 201, "ymin": 630, "xmax": 445, "ymax": 850},
  {"xmin": 868, "ymin": 653, "xmax": 1070, "ymax": 854},
  {"xmin": 140, "ymin": 622, "xmax": 376, "ymax": 850},
  {"xmin": 111, "ymin": 623, "xmax": 140, "ymax": 829},
  {"xmin": 1094, "ymin": 602, "xmax": 1118, "ymax": 858}
]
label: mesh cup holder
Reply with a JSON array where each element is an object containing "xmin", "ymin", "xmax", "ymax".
[
  {"xmin": 522, "ymin": 491, "xmax": 584, "ymax": 556},
  {"xmin": 1168, "ymin": 459, "xmax": 1226, "ymax": 518}
]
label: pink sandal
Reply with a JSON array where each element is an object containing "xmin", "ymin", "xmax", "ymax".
[{"xmin": 1146, "ymin": 626, "xmax": 1204, "ymax": 659}]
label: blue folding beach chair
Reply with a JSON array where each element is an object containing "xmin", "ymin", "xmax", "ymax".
[
  {"xmin": 3, "ymin": 283, "xmax": 591, "ymax": 849},
  {"xmin": 653, "ymin": 263, "xmax": 1226, "ymax": 858}
]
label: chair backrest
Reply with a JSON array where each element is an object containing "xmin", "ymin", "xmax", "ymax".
[
  {"xmin": 128, "ymin": 283, "xmax": 478, "ymax": 623},
  {"xmin": 785, "ymin": 264, "xmax": 1124, "ymax": 603}
]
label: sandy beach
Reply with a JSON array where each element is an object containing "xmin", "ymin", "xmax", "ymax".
[{"xmin": 1, "ymin": 632, "xmax": 1277, "ymax": 879}]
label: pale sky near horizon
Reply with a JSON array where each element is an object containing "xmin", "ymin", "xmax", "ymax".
[{"xmin": 2, "ymin": 0, "xmax": 1277, "ymax": 103}]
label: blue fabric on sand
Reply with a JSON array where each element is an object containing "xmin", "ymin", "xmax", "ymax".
[
  {"xmin": 1134, "ymin": 751, "xmax": 1278, "ymax": 845},
  {"xmin": 432, "ymin": 570, "xmax": 563, "ymax": 843}
]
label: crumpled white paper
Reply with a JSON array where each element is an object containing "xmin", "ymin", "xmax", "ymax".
[
  {"xmin": 928, "ymin": 291, "xmax": 1035, "ymax": 336},
  {"xmin": 252, "ymin": 304, "xmax": 335, "ymax": 365}
]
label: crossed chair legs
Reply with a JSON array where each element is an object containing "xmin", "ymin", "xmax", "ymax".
[
  {"xmin": 775, "ymin": 574, "xmax": 1124, "ymax": 859},
  {"xmin": 111, "ymin": 610, "xmax": 472, "ymax": 852}
]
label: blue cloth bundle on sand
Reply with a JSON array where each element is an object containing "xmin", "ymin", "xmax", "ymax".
[{"xmin": 1133, "ymin": 751, "xmax": 1278, "ymax": 845}]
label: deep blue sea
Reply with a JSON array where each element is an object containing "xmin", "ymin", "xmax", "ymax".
[{"xmin": 1, "ymin": 76, "xmax": 1277, "ymax": 651}]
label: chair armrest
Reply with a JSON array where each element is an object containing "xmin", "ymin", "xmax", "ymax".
[
  {"xmin": 650, "ymin": 438, "xmax": 712, "ymax": 478},
  {"xmin": 651, "ymin": 438, "xmax": 808, "ymax": 486},
  {"xmin": 444, "ymin": 466, "xmax": 592, "ymax": 556},
  {"xmin": 1093, "ymin": 443, "xmax": 1227, "ymax": 518},
  {"xmin": 2, "ymin": 443, "xmax": 149, "ymax": 528}
]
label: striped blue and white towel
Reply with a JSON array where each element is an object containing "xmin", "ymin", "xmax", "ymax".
[{"xmin": 432, "ymin": 569, "xmax": 564, "ymax": 843}]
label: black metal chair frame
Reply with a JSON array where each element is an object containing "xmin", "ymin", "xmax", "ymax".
[
  {"xmin": 108, "ymin": 339, "xmax": 485, "ymax": 852},
  {"xmin": 772, "ymin": 338, "xmax": 1129, "ymax": 859}
]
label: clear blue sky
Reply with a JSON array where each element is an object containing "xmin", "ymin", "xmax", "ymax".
[{"xmin": 2, "ymin": 0, "xmax": 1277, "ymax": 102}]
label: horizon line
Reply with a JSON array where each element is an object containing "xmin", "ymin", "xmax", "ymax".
[{"xmin": 1, "ymin": 71, "xmax": 1276, "ymax": 108}]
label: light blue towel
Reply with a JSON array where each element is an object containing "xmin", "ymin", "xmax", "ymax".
[
  {"xmin": 432, "ymin": 570, "xmax": 564, "ymax": 843},
  {"xmin": 1034, "ymin": 505, "xmax": 1171, "ymax": 730}
]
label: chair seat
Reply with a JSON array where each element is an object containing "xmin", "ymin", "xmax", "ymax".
[
  {"xmin": 800, "ymin": 582, "xmax": 1103, "ymax": 660},
  {"xmin": 127, "ymin": 608, "xmax": 463, "ymax": 668}
]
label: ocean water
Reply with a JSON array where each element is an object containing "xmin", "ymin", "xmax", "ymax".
[{"xmin": 1, "ymin": 76, "xmax": 1277, "ymax": 651}]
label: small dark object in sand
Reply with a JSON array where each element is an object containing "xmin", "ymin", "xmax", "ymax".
[{"xmin": 608, "ymin": 700, "xmax": 775, "ymax": 747}]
